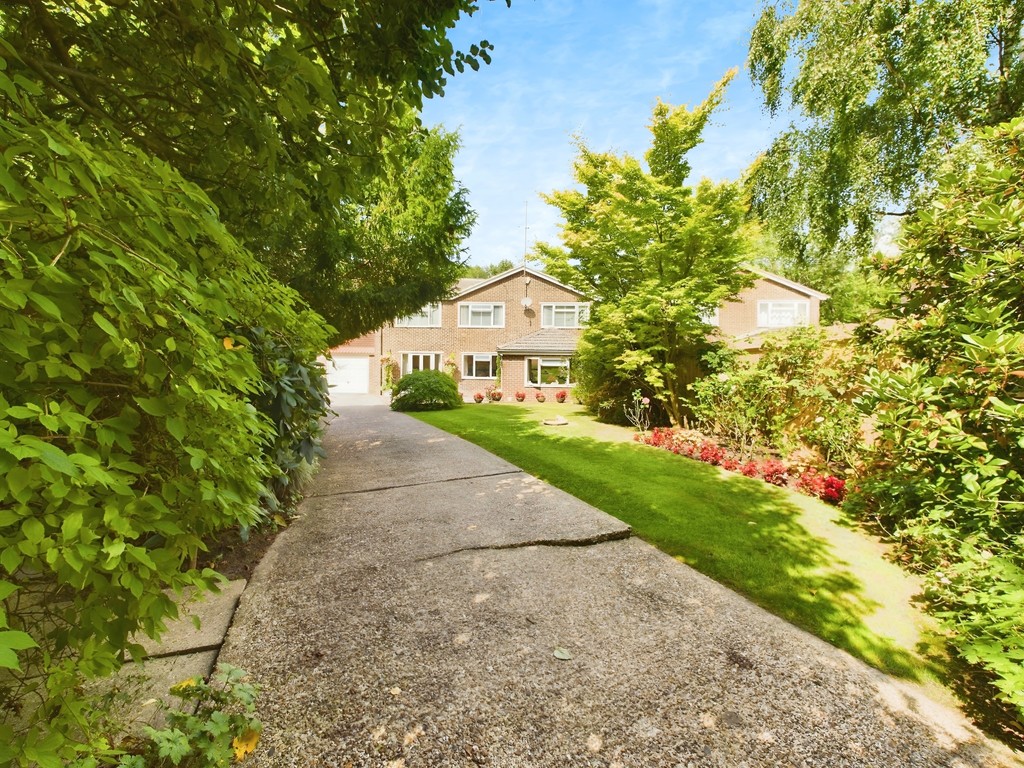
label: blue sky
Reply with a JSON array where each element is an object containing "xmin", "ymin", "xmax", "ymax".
[{"xmin": 420, "ymin": 0, "xmax": 784, "ymax": 267}]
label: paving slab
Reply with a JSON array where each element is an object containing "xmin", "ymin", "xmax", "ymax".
[
  {"xmin": 89, "ymin": 650, "xmax": 220, "ymax": 732},
  {"xmin": 221, "ymin": 406, "xmax": 1023, "ymax": 768},
  {"xmin": 313, "ymin": 404, "xmax": 518, "ymax": 494},
  {"xmin": 132, "ymin": 579, "xmax": 247, "ymax": 658}
]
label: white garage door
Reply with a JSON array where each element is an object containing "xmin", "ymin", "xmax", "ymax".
[{"xmin": 328, "ymin": 355, "xmax": 370, "ymax": 394}]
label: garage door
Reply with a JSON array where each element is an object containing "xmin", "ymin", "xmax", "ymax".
[{"xmin": 328, "ymin": 355, "xmax": 370, "ymax": 394}]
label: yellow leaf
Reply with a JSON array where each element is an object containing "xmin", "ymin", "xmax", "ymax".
[
  {"xmin": 223, "ymin": 337, "xmax": 235, "ymax": 350},
  {"xmin": 232, "ymin": 728, "xmax": 260, "ymax": 762},
  {"xmin": 169, "ymin": 677, "xmax": 200, "ymax": 694}
]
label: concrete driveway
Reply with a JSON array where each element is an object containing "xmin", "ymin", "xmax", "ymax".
[{"xmin": 219, "ymin": 402, "xmax": 1021, "ymax": 767}]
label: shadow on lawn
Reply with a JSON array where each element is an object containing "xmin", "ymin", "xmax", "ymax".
[{"xmin": 424, "ymin": 407, "xmax": 943, "ymax": 685}]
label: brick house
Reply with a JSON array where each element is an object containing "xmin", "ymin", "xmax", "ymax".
[
  {"xmin": 381, "ymin": 266, "xmax": 588, "ymax": 400},
  {"xmin": 325, "ymin": 264, "xmax": 827, "ymax": 397}
]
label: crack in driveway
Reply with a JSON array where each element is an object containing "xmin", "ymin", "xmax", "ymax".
[
  {"xmin": 307, "ymin": 469, "xmax": 523, "ymax": 499},
  {"xmin": 416, "ymin": 527, "xmax": 633, "ymax": 562}
]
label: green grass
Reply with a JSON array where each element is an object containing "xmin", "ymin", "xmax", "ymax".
[{"xmin": 414, "ymin": 402, "xmax": 951, "ymax": 697}]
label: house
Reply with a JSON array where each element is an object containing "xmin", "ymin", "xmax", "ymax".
[
  {"xmin": 712, "ymin": 267, "xmax": 830, "ymax": 355},
  {"xmin": 325, "ymin": 264, "xmax": 827, "ymax": 397},
  {"xmin": 380, "ymin": 266, "xmax": 589, "ymax": 399}
]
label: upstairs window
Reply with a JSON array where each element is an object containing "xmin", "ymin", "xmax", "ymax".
[
  {"xmin": 459, "ymin": 302, "xmax": 505, "ymax": 328},
  {"xmin": 463, "ymin": 353, "xmax": 499, "ymax": 379},
  {"xmin": 757, "ymin": 300, "xmax": 809, "ymax": 328},
  {"xmin": 394, "ymin": 303, "xmax": 441, "ymax": 327},
  {"xmin": 541, "ymin": 303, "xmax": 590, "ymax": 328}
]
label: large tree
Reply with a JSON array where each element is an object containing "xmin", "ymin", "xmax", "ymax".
[
  {"xmin": 1, "ymin": 0, "xmax": 503, "ymax": 335},
  {"xmin": 538, "ymin": 73, "xmax": 753, "ymax": 426},
  {"xmin": 748, "ymin": 0, "xmax": 1024, "ymax": 278}
]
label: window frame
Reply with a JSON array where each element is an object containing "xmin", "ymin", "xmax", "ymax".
[
  {"xmin": 400, "ymin": 351, "xmax": 443, "ymax": 376},
  {"xmin": 462, "ymin": 353, "xmax": 499, "ymax": 380},
  {"xmin": 540, "ymin": 302, "xmax": 590, "ymax": 329},
  {"xmin": 757, "ymin": 300, "xmax": 810, "ymax": 328},
  {"xmin": 394, "ymin": 303, "xmax": 441, "ymax": 328},
  {"xmin": 458, "ymin": 302, "xmax": 505, "ymax": 328},
  {"xmin": 525, "ymin": 356, "xmax": 573, "ymax": 387}
]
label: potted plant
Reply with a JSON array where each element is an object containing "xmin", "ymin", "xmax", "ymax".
[
  {"xmin": 473, "ymin": 392, "xmax": 484, "ymax": 403},
  {"xmin": 489, "ymin": 389, "xmax": 503, "ymax": 402},
  {"xmin": 555, "ymin": 390, "xmax": 568, "ymax": 403},
  {"xmin": 515, "ymin": 391, "xmax": 526, "ymax": 402},
  {"xmin": 534, "ymin": 390, "xmax": 546, "ymax": 403}
]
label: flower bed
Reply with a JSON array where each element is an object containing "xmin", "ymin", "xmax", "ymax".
[{"xmin": 636, "ymin": 427, "xmax": 845, "ymax": 504}]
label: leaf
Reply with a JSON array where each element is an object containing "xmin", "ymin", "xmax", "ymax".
[
  {"xmin": 232, "ymin": 728, "xmax": 260, "ymax": 761},
  {"xmin": 92, "ymin": 311, "xmax": 119, "ymax": 339},
  {"xmin": 553, "ymin": 648, "xmax": 573, "ymax": 660}
]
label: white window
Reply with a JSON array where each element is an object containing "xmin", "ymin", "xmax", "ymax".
[
  {"xmin": 699, "ymin": 307, "xmax": 720, "ymax": 326},
  {"xmin": 401, "ymin": 352, "xmax": 442, "ymax": 376},
  {"xmin": 757, "ymin": 300, "xmax": 809, "ymax": 328},
  {"xmin": 459, "ymin": 302, "xmax": 505, "ymax": 328},
  {"xmin": 463, "ymin": 353, "xmax": 499, "ymax": 379},
  {"xmin": 394, "ymin": 303, "xmax": 441, "ymax": 327},
  {"xmin": 541, "ymin": 303, "xmax": 590, "ymax": 328},
  {"xmin": 526, "ymin": 357, "xmax": 573, "ymax": 387}
]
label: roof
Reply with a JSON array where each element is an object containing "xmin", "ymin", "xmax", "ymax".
[
  {"xmin": 453, "ymin": 277, "xmax": 485, "ymax": 295},
  {"xmin": 496, "ymin": 328, "xmax": 581, "ymax": 356},
  {"xmin": 453, "ymin": 265, "xmax": 587, "ymax": 300},
  {"xmin": 744, "ymin": 265, "xmax": 830, "ymax": 300}
]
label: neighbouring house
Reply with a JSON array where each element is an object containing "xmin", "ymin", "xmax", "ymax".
[
  {"xmin": 712, "ymin": 267, "xmax": 830, "ymax": 355},
  {"xmin": 325, "ymin": 264, "xmax": 828, "ymax": 398}
]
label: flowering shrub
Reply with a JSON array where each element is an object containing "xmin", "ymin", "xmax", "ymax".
[
  {"xmin": 760, "ymin": 459, "xmax": 789, "ymax": 486},
  {"xmin": 740, "ymin": 461, "xmax": 760, "ymax": 478},
  {"xmin": 473, "ymin": 392, "xmax": 484, "ymax": 403},
  {"xmin": 515, "ymin": 391, "xmax": 525, "ymax": 402},
  {"xmin": 821, "ymin": 475, "xmax": 846, "ymax": 504},
  {"xmin": 623, "ymin": 389, "xmax": 652, "ymax": 432},
  {"xmin": 534, "ymin": 391, "xmax": 546, "ymax": 402},
  {"xmin": 555, "ymin": 390, "xmax": 568, "ymax": 403},
  {"xmin": 721, "ymin": 458, "xmax": 740, "ymax": 471},
  {"xmin": 796, "ymin": 467, "xmax": 826, "ymax": 497},
  {"xmin": 698, "ymin": 441, "xmax": 726, "ymax": 466},
  {"xmin": 795, "ymin": 468, "xmax": 847, "ymax": 505}
]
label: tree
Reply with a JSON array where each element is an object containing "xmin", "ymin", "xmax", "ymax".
[
  {"xmin": 263, "ymin": 119, "xmax": 476, "ymax": 342},
  {"xmin": 1, "ymin": 0, "xmax": 506, "ymax": 334},
  {"xmin": 538, "ymin": 73, "xmax": 753, "ymax": 426},
  {"xmin": 851, "ymin": 117, "xmax": 1024, "ymax": 728},
  {"xmin": 747, "ymin": 0, "xmax": 1024, "ymax": 274},
  {"xmin": 461, "ymin": 259, "xmax": 517, "ymax": 278}
]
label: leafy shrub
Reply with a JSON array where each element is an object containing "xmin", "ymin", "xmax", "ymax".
[
  {"xmin": 740, "ymin": 461, "xmax": 760, "ymax": 478},
  {"xmin": 691, "ymin": 330, "xmax": 867, "ymax": 465},
  {"xmin": 850, "ymin": 117, "xmax": 1024, "ymax": 721},
  {"xmin": 390, "ymin": 370, "xmax": 462, "ymax": 412},
  {"xmin": 0, "ymin": 71, "xmax": 327, "ymax": 764},
  {"xmin": 796, "ymin": 469, "xmax": 846, "ymax": 505}
]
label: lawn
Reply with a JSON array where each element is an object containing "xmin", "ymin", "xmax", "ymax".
[{"xmin": 414, "ymin": 402, "xmax": 952, "ymax": 700}]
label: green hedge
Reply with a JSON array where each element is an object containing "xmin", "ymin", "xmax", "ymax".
[
  {"xmin": 390, "ymin": 370, "xmax": 462, "ymax": 411},
  {"xmin": 0, "ymin": 62, "xmax": 328, "ymax": 764}
]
